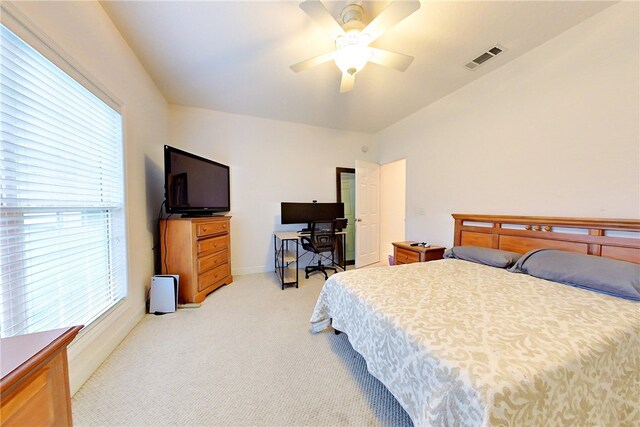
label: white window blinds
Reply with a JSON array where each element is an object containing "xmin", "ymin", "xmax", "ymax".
[{"xmin": 0, "ymin": 24, "xmax": 127, "ymax": 338}]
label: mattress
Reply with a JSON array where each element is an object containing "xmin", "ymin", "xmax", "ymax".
[{"xmin": 310, "ymin": 259, "xmax": 640, "ymax": 426}]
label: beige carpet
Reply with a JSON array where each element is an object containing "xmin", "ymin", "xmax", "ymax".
[{"xmin": 72, "ymin": 269, "xmax": 412, "ymax": 426}]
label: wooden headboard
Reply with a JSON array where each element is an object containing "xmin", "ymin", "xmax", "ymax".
[{"xmin": 452, "ymin": 214, "xmax": 640, "ymax": 264}]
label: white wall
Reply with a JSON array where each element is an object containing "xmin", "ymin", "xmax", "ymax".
[
  {"xmin": 169, "ymin": 105, "xmax": 376, "ymax": 274},
  {"xmin": 376, "ymin": 2, "xmax": 639, "ymax": 248},
  {"xmin": 380, "ymin": 159, "xmax": 406, "ymax": 260},
  {"xmin": 5, "ymin": 1, "xmax": 169, "ymax": 394}
]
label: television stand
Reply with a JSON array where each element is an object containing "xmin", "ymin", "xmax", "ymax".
[{"xmin": 160, "ymin": 216, "xmax": 232, "ymax": 303}]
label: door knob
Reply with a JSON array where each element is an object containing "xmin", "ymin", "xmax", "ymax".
[{"xmin": 356, "ymin": 218, "xmax": 362, "ymax": 222}]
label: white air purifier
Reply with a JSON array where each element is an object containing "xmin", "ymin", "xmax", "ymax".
[{"xmin": 150, "ymin": 275, "xmax": 179, "ymax": 314}]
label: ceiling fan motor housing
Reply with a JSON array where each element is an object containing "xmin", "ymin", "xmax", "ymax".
[{"xmin": 341, "ymin": 4, "xmax": 365, "ymax": 29}]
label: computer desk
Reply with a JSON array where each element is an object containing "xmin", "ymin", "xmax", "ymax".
[{"xmin": 273, "ymin": 230, "xmax": 347, "ymax": 290}]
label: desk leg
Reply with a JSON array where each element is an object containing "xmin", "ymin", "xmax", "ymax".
[
  {"xmin": 334, "ymin": 234, "xmax": 347, "ymax": 271},
  {"xmin": 295, "ymin": 239, "xmax": 299, "ymax": 288},
  {"xmin": 342, "ymin": 234, "xmax": 346, "ymax": 271},
  {"xmin": 282, "ymin": 239, "xmax": 287, "ymax": 290}
]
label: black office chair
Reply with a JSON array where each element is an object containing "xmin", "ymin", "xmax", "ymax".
[{"xmin": 300, "ymin": 220, "xmax": 337, "ymax": 279}]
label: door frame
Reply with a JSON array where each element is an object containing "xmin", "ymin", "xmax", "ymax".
[
  {"xmin": 336, "ymin": 167, "xmax": 355, "ymax": 204},
  {"xmin": 336, "ymin": 167, "xmax": 355, "ymax": 266}
]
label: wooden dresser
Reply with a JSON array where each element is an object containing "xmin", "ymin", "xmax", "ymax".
[
  {"xmin": 1, "ymin": 326, "xmax": 82, "ymax": 427},
  {"xmin": 160, "ymin": 216, "xmax": 232, "ymax": 303},
  {"xmin": 392, "ymin": 241, "xmax": 446, "ymax": 265}
]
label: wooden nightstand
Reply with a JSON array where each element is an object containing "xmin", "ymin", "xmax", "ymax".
[{"xmin": 392, "ymin": 242, "xmax": 446, "ymax": 265}]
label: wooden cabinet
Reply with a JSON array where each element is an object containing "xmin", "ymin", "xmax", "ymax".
[
  {"xmin": 392, "ymin": 241, "xmax": 445, "ymax": 265},
  {"xmin": 1, "ymin": 326, "xmax": 82, "ymax": 427},
  {"xmin": 160, "ymin": 216, "xmax": 232, "ymax": 303}
]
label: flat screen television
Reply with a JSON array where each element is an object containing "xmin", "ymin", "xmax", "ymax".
[
  {"xmin": 281, "ymin": 202, "xmax": 345, "ymax": 231},
  {"xmin": 164, "ymin": 145, "xmax": 230, "ymax": 216}
]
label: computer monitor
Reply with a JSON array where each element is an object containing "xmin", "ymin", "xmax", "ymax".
[{"xmin": 281, "ymin": 202, "xmax": 345, "ymax": 231}]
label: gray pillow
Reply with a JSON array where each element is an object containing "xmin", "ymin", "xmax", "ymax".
[
  {"xmin": 444, "ymin": 246, "xmax": 521, "ymax": 268},
  {"xmin": 509, "ymin": 249, "xmax": 640, "ymax": 301}
]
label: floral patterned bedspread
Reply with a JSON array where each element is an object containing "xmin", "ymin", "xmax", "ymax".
[{"xmin": 310, "ymin": 259, "xmax": 640, "ymax": 426}]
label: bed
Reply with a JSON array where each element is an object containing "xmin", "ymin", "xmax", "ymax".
[{"xmin": 310, "ymin": 214, "xmax": 640, "ymax": 426}]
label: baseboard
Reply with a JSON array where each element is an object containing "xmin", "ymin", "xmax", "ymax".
[
  {"xmin": 232, "ymin": 253, "xmax": 319, "ymax": 276},
  {"xmin": 232, "ymin": 265, "xmax": 272, "ymax": 275},
  {"xmin": 67, "ymin": 301, "xmax": 145, "ymax": 396}
]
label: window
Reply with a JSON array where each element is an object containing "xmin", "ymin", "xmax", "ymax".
[{"xmin": 0, "ymin": 24, "xmax": 127, "ymax": 338}]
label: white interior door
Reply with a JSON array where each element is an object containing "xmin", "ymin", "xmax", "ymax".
[
  {"xmin": 355, "ymin": 160, "xmax": 380, "ymax": 268},
  {"xmin": 380, "ymin": 159, "xmax": 406, "ymax": 260}
]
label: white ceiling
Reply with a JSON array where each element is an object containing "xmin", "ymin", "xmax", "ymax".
[{"xmin": 101, "ymin": 1, "xmax": 613, "ymax": 133}]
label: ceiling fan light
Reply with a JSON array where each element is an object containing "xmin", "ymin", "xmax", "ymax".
[{"xmin": 334, "ymin": 45, "xmax": 371, "ymax": 75}]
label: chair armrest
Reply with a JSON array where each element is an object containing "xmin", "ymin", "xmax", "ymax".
[{"xmin": 300, "ymin": 236, "xmax": 311, "ymax": 245}]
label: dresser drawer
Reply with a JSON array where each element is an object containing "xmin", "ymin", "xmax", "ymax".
[
  {"xmin": 395, "ymin": 247, "xmax": 420, "ymax": 264},
  {"xmin": 198, "ymin": 249, "xmax": 228, "ymax": 274},
  {"xmin": 197, "ymin": 235, "xmax": 228, "ymax": 257},
  {"xmin": 198, "ymin": 263, "xmax": 230, "ymax": 291},
  {"xmin": 196, "ymin": 221, "xmax": 229, "ymax": 238}
]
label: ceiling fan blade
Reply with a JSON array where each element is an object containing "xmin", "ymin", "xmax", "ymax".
[
  {"xmin": 340, "ymin": 72, "xmax": 355, "ymax": 93},
  {"xmin": 362, "ymin": 0, "xmax": 421, "ymax": 44},
  {"xmin": 290, "ymin": 51, "xmax": 335, "ymax": 73},
  {"xmin": 368, "ymin": 47, "xmax": 414, "ymax": 72},
  {"xmin": 299, "ymin": 0, "xmax": 345, "ymax": 40}
]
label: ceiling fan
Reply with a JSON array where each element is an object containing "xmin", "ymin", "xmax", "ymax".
[{"xmin": 290, "ymin": 0, "xmax": 421, "ymax": 93}]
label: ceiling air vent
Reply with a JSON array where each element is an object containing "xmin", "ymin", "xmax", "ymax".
[{"xmin": 465, "ymin": 45, "xmax": 505, "ymax": 70}]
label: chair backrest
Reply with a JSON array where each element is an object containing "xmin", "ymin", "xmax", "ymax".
[{"xmin": 309, "ymin": 220, "xmax": 336, "ymax": 253}]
